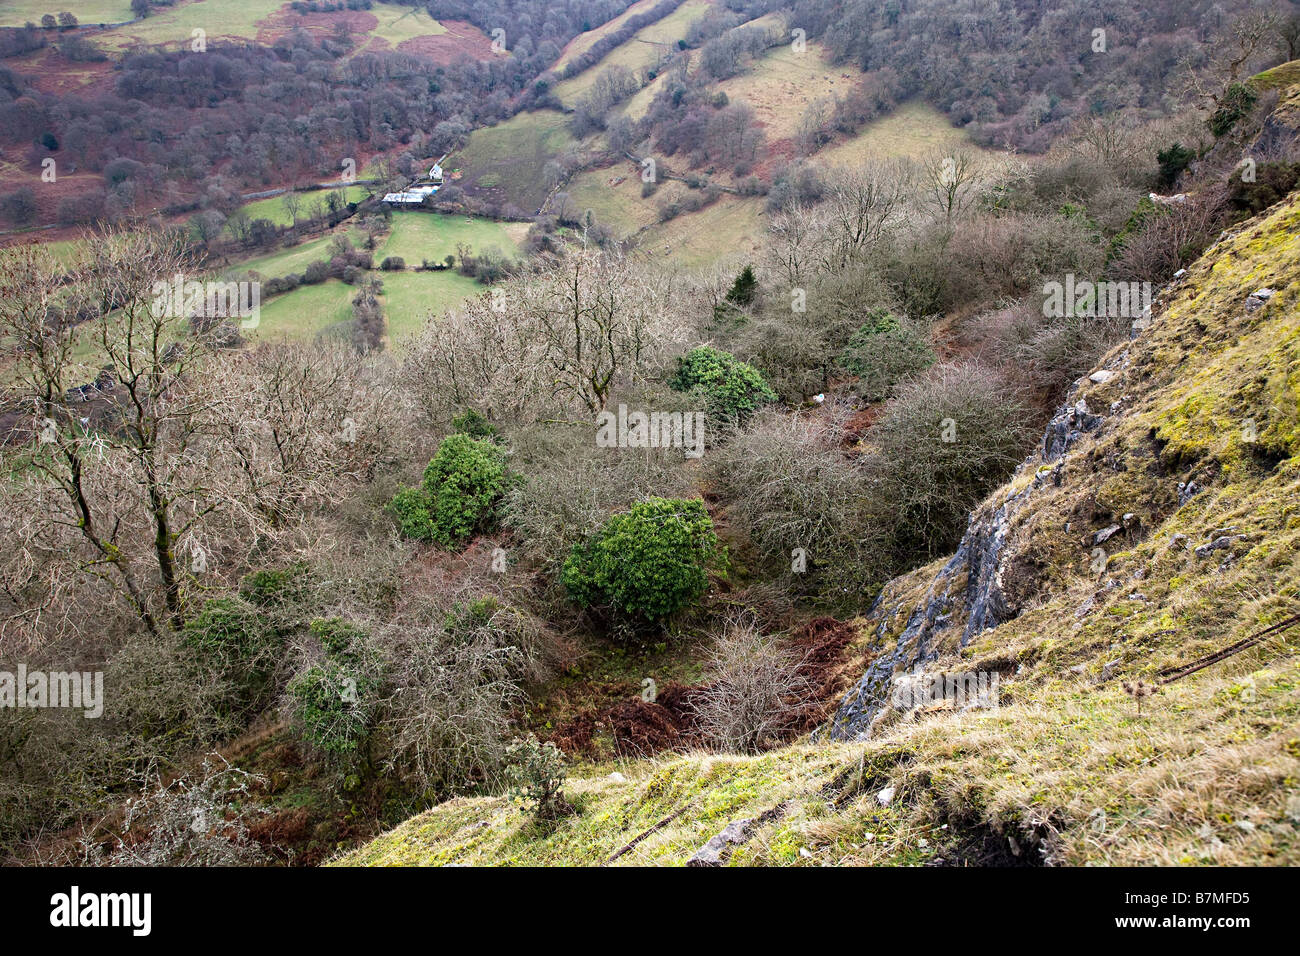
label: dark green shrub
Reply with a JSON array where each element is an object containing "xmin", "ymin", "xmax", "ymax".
[
  {"xmin": 287, "ymin": 658, "xmax": 379, "ymax": 762},
  {"xmin": 239, "ymin": 563, "xmax": 310, "ymax": 609},
  {"xmin": 183, "ymin": 598, "xmax": 274, "ymax": 667},
  {"xmin": 725, "ymin": 265, "xmax": 758, "ymax": 307},
  {"xmin": 288, "ymin": 618, "xmax": 383, "ymax": 766},
  {"xmin": 387, "ymin": 434, "xmax": 508, "ymax": 547},
  {"xmin": 1105, "ymin": 195, "xmax": 1159, "ymax": 265},
  {"xmin": 669, "ymin": 346, "xmax": 777, "ymax": 424},
  {"xmin": 1208, "ymin": 83, "xmax": 1258, "ymax": 138},
  {"xmin": 309, "ymin": 617, "xmax": 368, "ymax": 659},
  {"xmin": 388, "ymin": 485, "xmax": 435, "ymax": 540},
  {"xmin": 713, "ymin": 265, "xmax": 759, "ymax": 326},
  {"xmin": 562, "ymin": 497, "xmax": 718, "ymax": 622},
  {"xmin": 1227, "ymin": 161, "xmax": 1300, "ymax": 215},
  {"xmin": 451, "ymin": 408, "xmax": 499, "ymax": 440},
  {"xmin": 182, "ymin": 597, "xmax": 282, "ymax": 716},
  {"xmin": 1156, "ymin": 143, "xmax": 1195, "ymax": 189},
  {"xmin": 837, "ymin": 310, "xmax": 936, "ymax": 402}
]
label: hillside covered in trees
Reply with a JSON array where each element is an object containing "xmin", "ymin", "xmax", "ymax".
[{"xmin": 0, "ymin": 0, "xmax": 1298, "ymax": 899}]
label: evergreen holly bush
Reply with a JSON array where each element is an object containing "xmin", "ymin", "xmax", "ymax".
[
  {"xmin": 669, "ymin": 346, "xmax": 777, "ymax": 424},
  {"xmin": 388, "ymin": 433, "xmax": 508, "ymax": 547},
  {"xmin": 837, "ymin": 309, "xmax": 936, "ymax": 402},
  {"xmin": 287, "ymin": 618, "xmax": 382, "ymax": 765},
  {"xmin": 561, "ymin": 497, "xmax": 718, "ymax": 622}
]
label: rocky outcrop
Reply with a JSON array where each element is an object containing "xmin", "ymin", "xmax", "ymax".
[
  {"xmin": 1252, "ymin": 66, "xmax": 1300, "ymax": 154},
  {"xmin": 825, "ymin": 379, "xmax": 1119, "ymax": 740},
  {"xmin": 685, "ymin": 803, "xmax": 788, "ymax": 867}
]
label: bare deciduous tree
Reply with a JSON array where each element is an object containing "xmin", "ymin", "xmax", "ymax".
[
  {"xmin": 1, "ymin": 233, "xmax": 196, "ymax": 633},
  {"xmin": 0, "ymin": 227, "xmax": 399, "ymax": 637},
  {"xmin": 1064, "ymin": 113, "xmax": 1149, "ymax": 180},
  {"xmin": 403, "ymin": 248, "xmax": 688, "ymax": 423},
  {"xmin": 765, "ymin": 202, "xmax": 827, "ymax": 289},
  {"xmin": 281, "ymin": 191, "xmax": 302, "ymax": 228},
  {"xmin": 380, "ymin": 591, "xmax": 553, "ymax": 793},
  {"xmin": 1278, "ymin": 14, "xmax": 1300, "ymax": 61},
  {"xmin": 822, "ymin": 161, "xmax": 910, "ymax": 267},
  {"xmin": 923, "ymin": 149, "xmax": 981, "ymax": 223},
  {"xmin": 1107, "ymin": 189, "xmax": 1228, "ymax": 283},
  {"xmin": 1182, "ymin": 10, "xmax": 1283, "ymax": 107}
]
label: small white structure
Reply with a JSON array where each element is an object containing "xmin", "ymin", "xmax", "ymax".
[
  {"xmin": 429, "ymin": 152, "xmax": 449, "ymax": 184},
  {"xmin": 382, "ymin": 183, "xmax": 440, "ymax": 205},
  {"xmin": 384, "ymin": 153, "xmax": 449, "ymax": 205}
]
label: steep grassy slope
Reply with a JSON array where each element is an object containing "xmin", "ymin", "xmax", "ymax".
[
  {"xmin": 552, "ymin": 0, "xmax": 665, "ymax": 73},
  {"xmin": 1251, "ymin": 58, "xmax": 1300, "ymax": 92},
  {"xmin": 636, "ymin": 193, "xmax": 765, "ymax": 268},
  {"xmin": 551, "ymin": 0, "xmax": 713, "ymax": 108},
  {"xmin": 452, "ymin": 111, "xmax": 576, "ymax": 214},
  {"xmin": 340, "ymin": 182, "xmax": 1300, "ymax": 868},
  {"xmin": 711, "ymin": 40, "xmax": 856, "ymax": 145},
  {"xmin": 817, "ymin": 101, "xmax": 991, "ymax": 165}
]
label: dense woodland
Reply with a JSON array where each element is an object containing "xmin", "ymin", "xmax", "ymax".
[{"xmin": 0, "ymin": 0, "xmax": 631, "ymax": 227}]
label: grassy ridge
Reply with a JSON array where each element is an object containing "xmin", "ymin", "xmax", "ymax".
[
  {"xmin": 552, "ymin": 0, "xmax": 663, "ymax": 72},
  {"xmin": 1251, "ymin": 59, "xmax": 1300, "ymax": 91}
]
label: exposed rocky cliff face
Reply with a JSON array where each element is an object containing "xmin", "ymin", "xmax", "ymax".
[{"xmin": 825, "ymin": 388, "xmax": 1108, "ymax": 739}]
